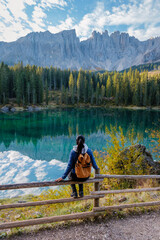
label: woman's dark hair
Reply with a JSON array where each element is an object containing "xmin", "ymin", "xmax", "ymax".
[{"xmin": 76, "ymin": 135, "xmax": 85, "ymax": 155}]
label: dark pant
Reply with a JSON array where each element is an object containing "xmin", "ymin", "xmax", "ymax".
[{"xmin": 68, "ymin": 171, "xmax": 89, "ymax": 195}]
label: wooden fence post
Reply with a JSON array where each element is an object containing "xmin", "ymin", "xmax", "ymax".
[{"xmin": 94, "ymin": 168, "xmax": 100, "ymax": 208}]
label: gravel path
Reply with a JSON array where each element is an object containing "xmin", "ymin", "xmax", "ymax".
[{"xmin": 10, "ymin": 211, "xmax": 160, "ymax": 240}]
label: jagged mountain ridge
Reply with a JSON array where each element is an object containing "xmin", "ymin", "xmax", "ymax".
[{"xmin": 0, "ymin": 29, "xmax": 160, "ymax": 71}]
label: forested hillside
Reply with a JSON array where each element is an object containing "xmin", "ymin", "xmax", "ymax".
[
  {"xmin": 0, "ymin": 62, "xmax": 159, "ymax": 107},
  {"xmin": 122, "ymin": 62, "xmax": 160, "ymax": 73}
]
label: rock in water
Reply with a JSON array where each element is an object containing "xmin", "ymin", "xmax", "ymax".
[
  {"xmin": 10, "ymin": 107, "xmax": 16, "ymax": 112},
  {"xmin": 27, "ymin": 106, "xmax": 33, "ymax": 112},
  {"xmin": 1, "ymin": 106, "xmax": 9, "ymax": 113}
]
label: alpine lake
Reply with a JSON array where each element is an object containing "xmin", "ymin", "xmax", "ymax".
[{"xmin": 0, "ymin": 107, "xmax": 159, "ymax": 198}]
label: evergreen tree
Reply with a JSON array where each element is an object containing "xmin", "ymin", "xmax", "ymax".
[
  {"xmin": 31, "ymin": 73, "xmax": 36, "ymax": 105},
  {"xmin": 115, "ymin": 79, "xmax": 120, "ymax": 105},
  {"xmin": 69, "ymin": 72, "xmax": 74, "ymax": 104},
  {"xmin": 27, "ymin": 81, "xmax": 31, "ymax": 104},
  {"xmin": 122, "ymin": 71, "xmax": 130, "ymax": 105},
  {"xmin": 140, "ymin": 73, "xmax": 144, "ymax": 106},
  {"xmin": 96, "ymin": 82, "xmax": 100, "ymax": 105},
  {"xmin": 133, "ymin": 77, "xmax": 140, "ymax": 106},
  {"xmin": 37, "ymin": 73, "xmax": 44, "ymax": 104},
  {"xmin": 90, "ymin": 78, "xmax": 94, "ymax": 104},
  {"xmin": 15, "ymin": 65, "xmax": 23, "ymax": 105},
  {"xmin": 130, "ymin": 70, "xmax": 136, "ymax": 104},
  {"xmin": 155, "ymin": 76, "xmax": 160, "ymax": 106},
  {"xmin": 65, "ymin": 87, "xmax": 69, "ymax": 105},
  {"xmin": 0, "ymin": 63, "xmax": 9, "ymax": 104},
  {"xmin": 113, "ymin": 71, "xmax": 118, "ymax": 97},
  {"xmin": 143, "ymin": 72, "xmax": 148, "ymax": 106},
  {"xmin": 148, "ymin": 78, "xmax": 155, "ymax": 106},
  {"xmin": 45, "ymin": 79, "xmax": 49, "ymax": 105},
  {"xmin": 60, "ymin": 71, "xmax": 63, "ymax": 90},
  {"xmin": 77, "ymin": 69, "xmax": 83, "ymax": 102},
  {"xmin": 53, "ymin": 68, "xmax": 57, "ymax": 90},
  {"xmin": 60, "ymin": 85, "xmax": 65, "ymax": 104},
  {"xmin": 84, "ymin": 76, "xmax": 88, "ymax": 103},
  {"xmin": 0, "ymin": 70, "xmax": 1, "ymax": 103},
  {"xmin": 106, "ymin": 75, "xmax": 112, "ymax": 97},
  {"xmin": 101, "ymin": 85, "xmax": 105, "ymax": 103}
]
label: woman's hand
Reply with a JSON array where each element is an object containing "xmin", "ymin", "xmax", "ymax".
[{"xmin": 55, "ymin": 177, "xmax": 63, "ymax": 182}]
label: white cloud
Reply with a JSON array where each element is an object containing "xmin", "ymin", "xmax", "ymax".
[
  {"xmin": 32, "ymin": 5, "xmax": 47, "ymax": 28},
  {"xmin": 0, "ymin": 0, "xmax": 160, "ymax": 42},
  {"xmin": 75, "ymin": 2, "xmax": 109, "ymax": 40},
  {"xmin": 0, "ymin": 22, "xmax": 6, "ymax": 33},
  {"xmin": 0, "ymin": 0, "xmax": 68, "ymax": 41},
  {"xmin": 30, "ymin": 0, "xmax": 68, "ymax": 32},
  {"xmin": 24, "ymin": 0, "xmax": 36, "ymax": 5},
  {"xmin": 107, "ymin": 0, "xmax": 160, "ymax": 40},
  {"xmin": 128, "ymin": 25, "xmax": 160, "ymax": 41},
  {"xmin": 0, "ymin": 0, "xmax": 35, "ymax": 41},
  {"xmin": 107, "ymin": 0, "xmax": 160, "ymax": 26},
  {"xmin": 46, "ymin": 0, "xmax": 160, "ymax": 41},
  {"xmin": 7, "ymin": 0, "xmax": 28, "ymax": 21},
  {"xmin": 0, "ymin": 0, "xmax": 13, "ymax": 23},
  {"xmin": 48, "ymin": 15, "xmax": 75, "ymax": 33},
  {"xmin": 0, "ymin": 23, "xmax": 31, "ymax": 42},
  {"xmin": 75, "ymin": 0, "xmax": 160, "ymax": 41},
  {"xmin": 41, "ymin": 0, "xmax": 67, "ymax": 9}
]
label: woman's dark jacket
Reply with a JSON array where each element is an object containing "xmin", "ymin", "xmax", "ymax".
[{"xmin": 62, "ymin": 146, "xmax": 98, "ymax": 179}]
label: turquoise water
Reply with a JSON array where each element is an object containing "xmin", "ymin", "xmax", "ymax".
[{"xmin": 0, "ymin": 108, "xmax": 159, "ymax": 197}]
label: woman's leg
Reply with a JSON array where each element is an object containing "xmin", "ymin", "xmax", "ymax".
[
  {"xmin": 68, "ymin": 172, "xmax": 78, "ymax": 198},
  {"xmin": 69, "ymin": 172, "xmax": 89, "ymax": 197},
  {"xmin": 78, "ymin": 177, "xmax": 89, "ymax": 197},
  {"xmin": 79, "ymin": 184, "xmax": 83, "ymax": 197}
]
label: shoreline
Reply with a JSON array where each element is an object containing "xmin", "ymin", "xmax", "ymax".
[{"xmin": 0, "ymin": 104, "xmax": 159, "ymax": 113}]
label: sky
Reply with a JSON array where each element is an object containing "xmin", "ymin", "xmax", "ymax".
[{"xmin": 0, "ymin": 0, "xmax": 160, "ymax": 42}]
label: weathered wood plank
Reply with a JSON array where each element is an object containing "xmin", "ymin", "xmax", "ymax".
[
  {"xmin": 0, "ymin": 195, "xmax": 105, "ymax": 210},
  {"xmin": 91, "ymin": 187, "xmax": 160, "ymax": 195},
  {"xmin": 95, "ymin": 174, "xmax": 160, "ymax": 179},
  {"xmin": 0, "ymin": 178, "xmax": 103, "ymax": 191},
  {"xmin": 93, "ymin": 201, "xmax": 160, "ymax": 212},
  {"xmin": 0, "ymin": 211, "xmax": 104, "ymax": 229},
  {"xmin": 94, "ymin": 169, "xmax": 100, "ymax": 208}
]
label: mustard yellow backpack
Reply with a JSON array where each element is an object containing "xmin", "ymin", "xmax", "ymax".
[{"xmin": 75, "ymin": 153, "xmax": 92, "ymax": 178}]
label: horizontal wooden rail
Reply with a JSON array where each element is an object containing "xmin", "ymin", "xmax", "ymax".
[
  {"xmin": 95, "ymin": 174, "xmax": 160, "ymax": 179},
  {"xmin": 93, "ymin": 201, "xmax": 160, "ymax": 212},
  {"xmin": 0, "ymin": 178, "xmax": 103, "ymax": 191},
  {"xmin": 0, "ymin": 211, "xmax": 104, "ymax": 229},
  {"xmin": 0, "ymin": 173, "xmax": 159, "ymax": 230},
  {"xmin": 91, "ymin": 187, "xmax": 160, "ymax": 195},
  {"xmin": 0, "ymin": 194, "xmax": 105, "ymax": 210}
]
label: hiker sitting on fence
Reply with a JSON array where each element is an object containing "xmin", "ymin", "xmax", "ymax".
[{"xmin": 55, "ymin": 135, "xmax": 99, "ymax": 198}]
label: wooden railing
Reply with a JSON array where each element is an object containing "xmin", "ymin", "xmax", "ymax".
[{"xmin": 0, "ymin": 170, "xmax": 160, "ymax": 229}]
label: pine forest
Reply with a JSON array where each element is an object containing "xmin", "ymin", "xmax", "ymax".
[{"xmin": 0, "ymin": 62, "xmax": 160, "ymax": 107}]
